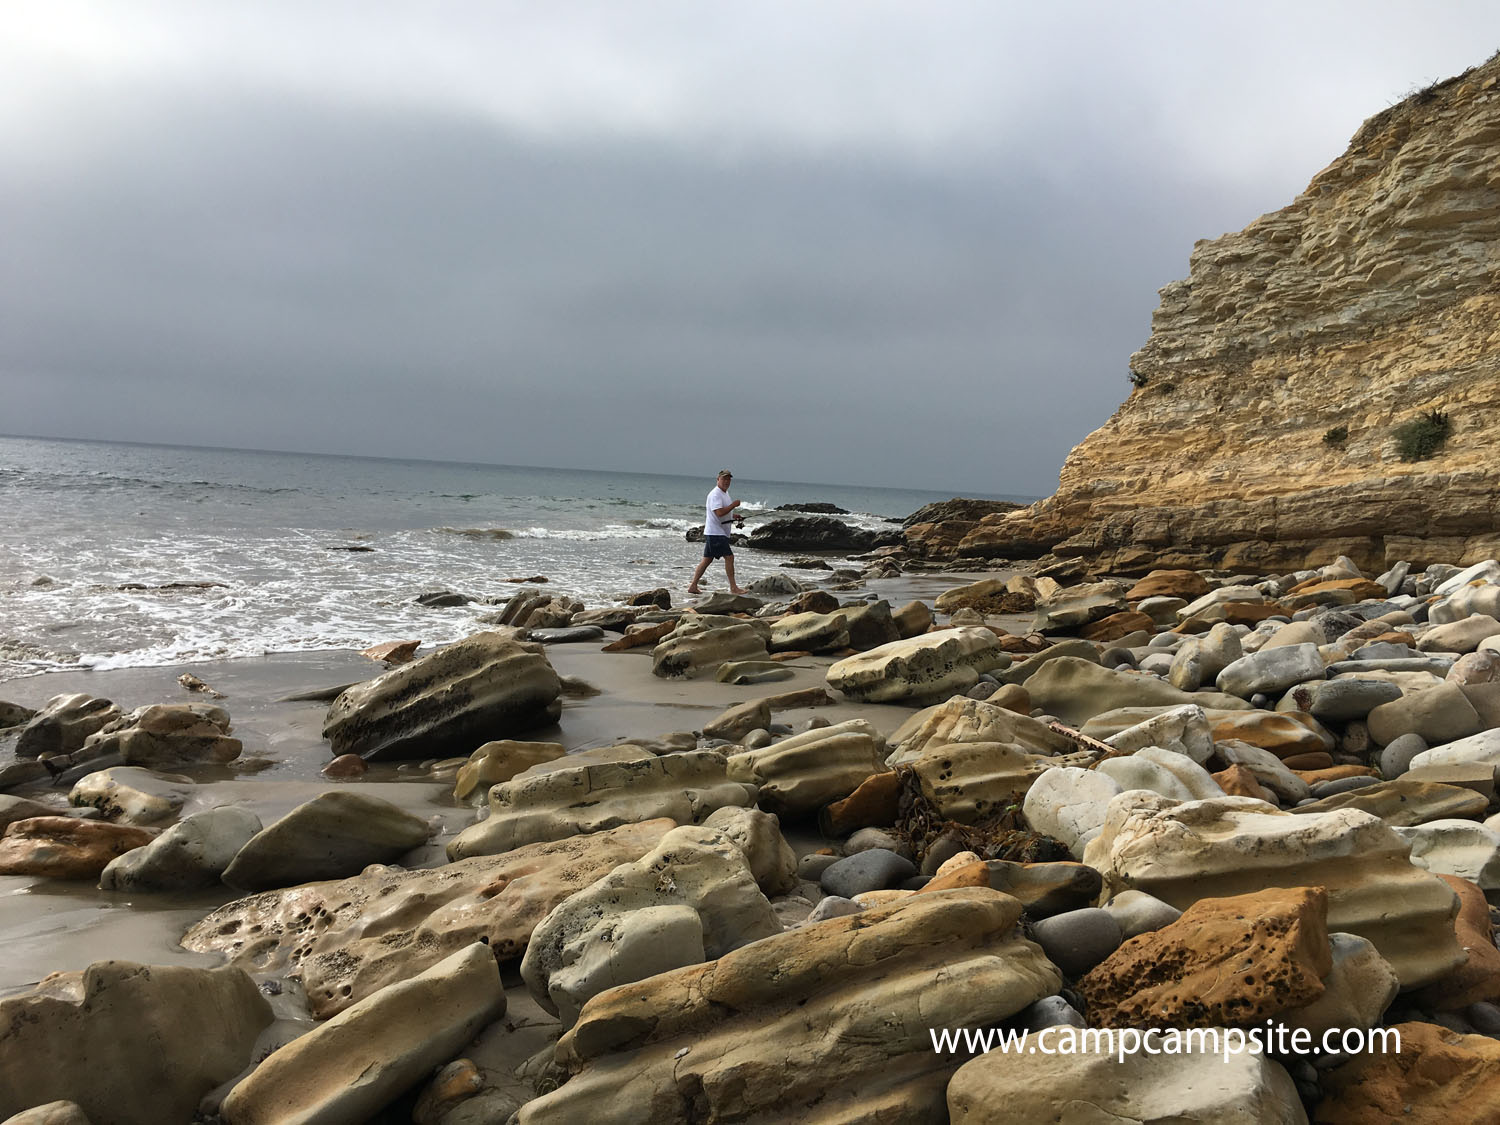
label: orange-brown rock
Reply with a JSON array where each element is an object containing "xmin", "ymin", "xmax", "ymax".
[
  {"xmin": 1206, "ymin": 710, "xmax": 1336, "ymax": 758},
  {"xmin": 1280, "ymin": 752, "xmax": 1335, "ymax": 772},
  {"xmin": 1371, "ymin": 631, "xmax": 1418, "ymax": 646},
  {"xmin": 819, "ymin": 771, "xmax": 902, "ymax": 835},
  {"xmin": 788, "ymin": 590, "xmax": 839, "ymax": 615},
  {"xmin": 1313, "ymin": 1021, "xmax": 1500, "ymax": 1124},
  {"xmin": 1212, "ymin": 764, "xmax": 1278, "ymax": 803},
  {"xmin": 321, "ymin": 753, "xmax": 368, "ymax": 778},
  {"xmin": 995, "ymin": 632, "xmax": 1049, "ymax": 654},
  {"xmin": 947, "ymin": 58, "xmax": 1500, "ymax": 577},
  {"xmin": 360, "ymin": 640, "xmax": 420, "ymax": 664},
  {"xmin": 1078, "ymin": 886, "xmax": 1332, "ymax": 1029},
  {"xmin": 1223, "ymin": 603, "xmax": 1289, "ymax": 626},
  {"xmin": 990, "ymin": 683, "xmax": 1031, "ymax": 715},
  {"xmin": 1288, "ymin": 578, "xmax": 1389, "ymax": 600},
  {"xmin": 1079, "ymin": 611, "xmax": 1155, "ymax": 643},
  {"xmin": 1414, "ymin": 875, "xmax": 1500, "ymax": 1010},
  {"xmin": 1292, "ymin": 765, "xmax": 1379, "ymax": 786},
  {"xmin": 601, "ymin": 620, "xmax": 675, "ymax": 652},
  {"xmin": 1126, "ymin": 569, "xmax": 1210, "ymax": 601},
  {"xmin": 918, "ymin": 860, "xmax": 991, "ymax": 894},
  {"xmin": 0, "ymin": 817, "xmax": 158, "ymax": 879}
]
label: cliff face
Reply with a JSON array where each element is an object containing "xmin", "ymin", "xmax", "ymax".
[{"xmin": 946, "ymin": 55, "xmax": 1500, "ymax": 576}]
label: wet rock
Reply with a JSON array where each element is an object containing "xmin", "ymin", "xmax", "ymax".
[
  {"xmin": 653, "ymin": 623, "xmax": 771, "ymax": 678},
  {"xmin": 67, "ymin": 766, "xmax": 191, "ymax": 825},
  {"xmin": 0, "ymin": 817, "xmax": 158, "ymax": 879},
  {"xmin": 183, "ymin": 819, "xmax": 674, "ymax": 1018},
  {"xmin": 715, "ymin": 660, "xmax": 794, "ymax": 685},
  {"xmin": 0, "ymin": 794, "xmax": 77, "ymax": 833},
  {"xmin": 324, "ymin": 632, "xmax": 563, "ymax": 761},
  {"xmin": 0, "ymin": 962, "xmax": 271, "ymax": 1125},
  {"xmin": 360, "ymin": 639, "xmax": 420, "ymax": 664},
  {"xmin": 79, "ymin": 703, "xmax": 241, "ymax": 768},
  {"xmin": 321, "ymin": 753, "xmax": 368, "ymax": 778},
  {"xmin": 15, "ymin": 695, "xmax": 122, "ymax": 760},
  {"xmin": 221, "ymin": 791, "xmax": 432, "ymax": 891},
  {"xmin": 702, "ymin": 699, "xmax": 772, "ymax": 742},
  {"xmin": 520, "ymin": 890, "xmax": 1060, "ymax": 1123},
  {"xmin": 220, "ymin": 943, "xmax": 505, "ymax": 1125},
  {"xmin": 448, "ymin": 750, "xmax": 753, "ymax": 858},
  {"xmin": 99, "ymin": 805, "xmax": 262, "ymax": 892}
]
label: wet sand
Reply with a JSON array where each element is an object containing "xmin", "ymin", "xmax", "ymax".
[{"xmin": 0, "ymin": 568, "xmax": 1018, "ymax": 997}]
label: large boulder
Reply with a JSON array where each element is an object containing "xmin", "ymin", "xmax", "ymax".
[
  {"xmin": 99, "ymin": 805, "xmax": 262, "ymax": 892},
  {"xmin": 220, "ymin": 791, "xmax": 431, "ymax": 891},
  {"xmin": 0, "ymin": 962, "xmax": 271, "ymax": 1125},
  {"xmin": 323, "ymin": 632, "xmax": 562, "ymax": 761},
  {"xmin": 725, "ymin": 720, "xmax": 886, "ymax": 816},
  {"xmin": 183, "ymin": 819, "xmax": 675, "ymax": 1018},
  {"xmin": 652, "ymin": 624, "xmax": 770, "ymax": 678},
  {"xmin": 447, "ymin": 750, "xmax": 753, "ymax": 859},
  {"xmin": 1081, "ymin": 792, "xmax": 1464, "ymax": 988},
  {"xmin": 520, "ymin": 824, "xmax": 781, "ymax": 1027},
  {"xmin": 827, "ymin": 627, "xmax": 1009, "ymax": 704},
  {"xmin": 887, "ymin": 695, "xmax": 1074, "ymax": 762},
  {"xmin": 15, "ymin": 695, "xmax": 122, "ymax": 760},
  {"xmin": 219, "ymin": 943, "xmax": 505, "ymax": 1125},
  {"xmin": 1078, "ymin": 886, "xmax": 1332, "ymax": 1025},
  {"xmin": 452, "ymin": 739, "xmax": 567, "ymax": 803},
  {"xmin": 0, "ymin": 817, "xmax": 157, "ymax": 879},
  {"xmin": 908, "ymin": 742, "xmax": 1097, "ymax": 824},
  {"xmin": 79, "ymin": 704, "xmax": 241, "ymax": 768},
  {"xmin": 517, "ymin": 890, "xmax": 1061, "ymax": 1124},
  {"xmin": 746, "ymin": 516, "xmax": 898, "ymax": 553}
]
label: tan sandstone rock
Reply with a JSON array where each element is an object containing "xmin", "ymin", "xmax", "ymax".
[
  {"xmin": 181, "ymin": 818, "xmax": 675, "ymax": 1018},
  {"xmin": 1082, "ymin": 792, "xmax": 1464, "ymax": 988},
  {"xmin": 0, "ymin": 962, "xmax": 271, "ymax": 1125},
  {"xmin": 447, "ymin": 749, "xmax": 753, "ymax": 859},
  {"xmin": 724, "ymin": 719, "xmax": 886, "ymax": 816},
  {"xmin": 517, "ymin": 889, "xmax": 1061, "ymax": 1124},
  {"xmin": 1313, "ymin": 1021, "xmax": 1500, "ymax": 1124},
  {"xmin": 220, "ymin": 943, "xmax": 506, "ymax": 1125}
]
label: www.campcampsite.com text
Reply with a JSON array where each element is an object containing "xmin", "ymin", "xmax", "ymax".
[{"xmin": 930, "ymin": 1023, "xmax": 1401, "ymax": 1064}]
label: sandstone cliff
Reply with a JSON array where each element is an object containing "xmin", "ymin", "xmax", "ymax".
[{"xmin": 936, "ymin": 54, "xmax": 1500, "ymax": 576}]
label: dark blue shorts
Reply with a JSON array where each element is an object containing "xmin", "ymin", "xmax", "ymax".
[{"xmin": 703, "ymin": 535, "xmax": 733, "ymax": 559}]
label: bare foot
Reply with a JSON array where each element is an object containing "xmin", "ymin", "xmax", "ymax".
[
  {"xmin": 687, "ymin": 586, "xmax": 701, "ymax": 594},
  {"xmin": 729, "ymin": 586, "xmax": 747, "ymax": 595}
]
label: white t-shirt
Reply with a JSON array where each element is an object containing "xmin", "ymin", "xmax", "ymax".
[{"xmin": 704, "ymin": 486, "xmax": 734, "ymax": 537}]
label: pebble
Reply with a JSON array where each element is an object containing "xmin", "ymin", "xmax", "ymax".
[
  {"xmin": 820, "ymin": 849, "xmax": 918, "ymax": 899},
  {"xmin": 1468, "ymin": 1002, "xmax": 1500, "ymax": 1036},
  {"xmin": 842, "ymin": 828, "xmax": 909, "ymax": 857},
  {"xmin": 1020, "ymin": 995, "xmax": 1087, "ymax": 1030}
]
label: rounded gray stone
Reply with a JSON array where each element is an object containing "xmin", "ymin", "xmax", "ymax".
[
  {"xmin": 1309, "ymin": 679, "xmax": 1404, "ymax": 721},
  {"xmin": 1379, "ymin": 733, "xmax": 1429, "ymax": 778},
  {"xmin": 1030, "ymin": 907, "xmax": 1123, "ymax": 979},
  {"xmin": 1310, "ymin": 775, "xmax": 1383, "ymax": 799},
  {"xmin": 843, "ymin": 828, "xmax": 909, "ymax": 857},
  {"xmin": 1021, "ymin": 994, "xmax": 1087, "ymax": 1031},
  {"xmin": 796, "ymin": 853, "xmax": 839, "ymax": 881},
  {"xmin": 820, "ymin": 849, "xmax": 918, "ymax": 899}
]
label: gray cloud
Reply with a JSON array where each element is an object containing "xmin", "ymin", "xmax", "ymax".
[{"xmin": 3, "ymin": 2, "xmax": 1497, "ymax": 494}]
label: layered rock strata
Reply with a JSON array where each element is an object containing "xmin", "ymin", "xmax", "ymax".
[{"xmin": 932, "ymin": 58, "xmax": 1500, "ymax": 574}]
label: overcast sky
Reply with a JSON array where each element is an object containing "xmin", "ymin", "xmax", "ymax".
[{"xmin": 3, "ymin": 2, "xmax": 1496, "ymax": 495}]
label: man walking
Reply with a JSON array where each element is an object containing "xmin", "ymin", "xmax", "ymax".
[{"xmin": 688, "ymin": 469, "xmax": 746, "ymax": 594}]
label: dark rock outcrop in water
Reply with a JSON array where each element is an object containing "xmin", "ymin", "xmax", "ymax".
[
  {"xmin": 938, "ymin": 56, "xmax": 1500, "ymax": 575},
  {"xmin": 774, "ymin": 502, "xmax": 850, "ymax": 514},
  {"xmin": 746, "ymin": 516, "xmax": 902, "ymax": 553}
]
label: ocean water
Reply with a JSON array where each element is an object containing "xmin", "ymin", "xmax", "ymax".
[{"xmin": 0, "ymin": 436, "xmax": 1029, "ymax": 681}]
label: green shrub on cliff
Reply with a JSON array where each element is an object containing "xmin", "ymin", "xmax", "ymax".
[
  {"xmin": 1322, "ymin": 425, "xmax": 1348, "ymax": 447},
  {"xmin": 1393, "ymin": 409, "xmax": 1451, "ymax": 462}
]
